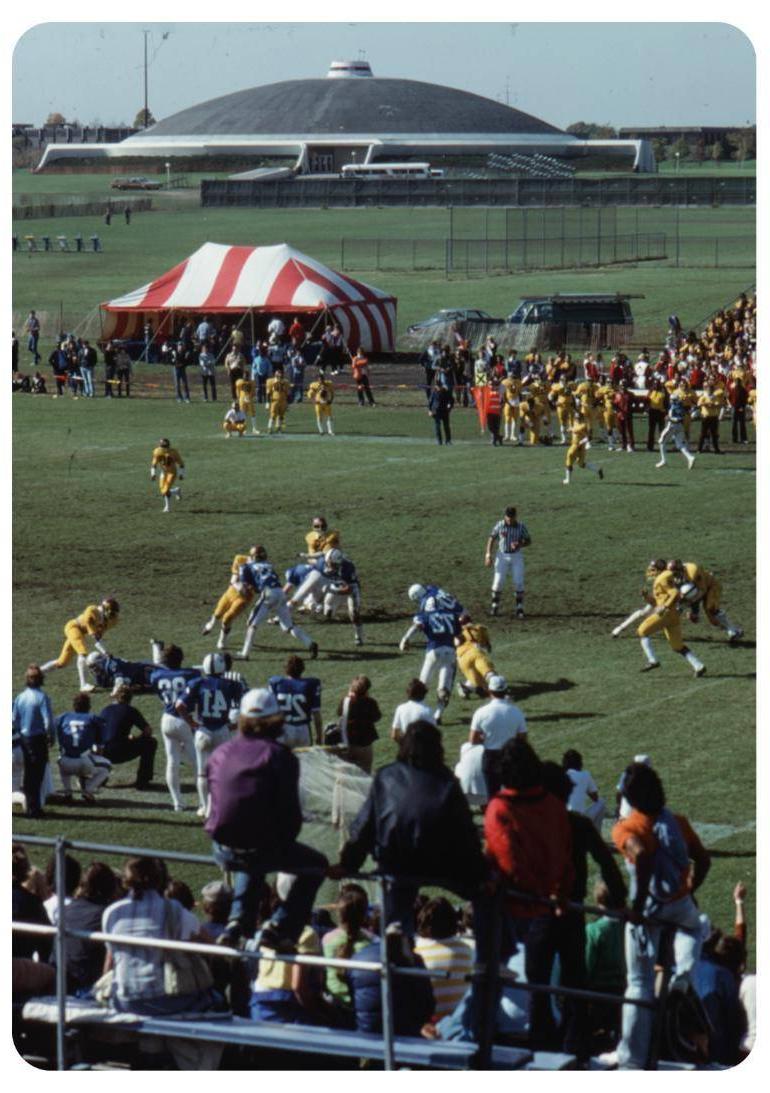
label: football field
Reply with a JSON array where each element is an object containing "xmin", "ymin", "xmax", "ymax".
[{"xmin": 11, "ymin": 391, "xmax": 756, "ymax": 961}]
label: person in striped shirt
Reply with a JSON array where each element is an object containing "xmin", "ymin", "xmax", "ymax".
[
  {"xmin": 414, "ymin": 897, "xmax": 474, "ymax": 1021},
  {"xmin": 484, "ymin": 506, "xmax": 531, "ymax": 618}
]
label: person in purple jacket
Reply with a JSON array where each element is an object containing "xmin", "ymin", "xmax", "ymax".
[{"xmin": 204, "ymin": 687, "xmax": 327, "ymax": 951}]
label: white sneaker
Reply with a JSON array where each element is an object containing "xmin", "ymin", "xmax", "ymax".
[
  {"xmin": 562, "ymin": 477, "xmax": 569, "ymax": 485},
  {"xmin": 80, "ymin": 683, "xmax": 95, "ymax": 693},
  {"xmin": 655, "ymin": 460, "xmax": 666, "ymax": 468},
  {"xmin": 687, "ymin": 455, "xmax": 695, "ymax": 470},
  {"xmin": 196, "ymin": 806, "xmax": 207, "ymax": 819}
]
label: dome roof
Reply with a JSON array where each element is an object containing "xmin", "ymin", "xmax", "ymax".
[{"xmin": 138, "ymin": 76, "xmax": 563, "ymax": 138}]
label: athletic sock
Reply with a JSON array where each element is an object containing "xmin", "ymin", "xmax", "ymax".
[{"xmin": 640, "ymin": 637, "xmax": 658, "ymax": 665}]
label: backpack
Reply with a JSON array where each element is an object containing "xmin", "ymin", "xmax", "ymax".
[
  {"xmin": 657, "ymin": 975, "xmax": 712, "ymax": 1066},
  {"xmin": 648, "ymin": 808, "xmax": 690, "ymax": 906}
]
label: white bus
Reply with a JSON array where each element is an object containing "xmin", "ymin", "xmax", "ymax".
[{"xmin": 340, "ymin": 162, "xmax": 444, "ymax": 180}]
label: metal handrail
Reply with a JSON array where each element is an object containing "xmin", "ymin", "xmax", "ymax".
[{"xmin": 13, "ymin": 832, "xmax": 665, "ymax": 1071}]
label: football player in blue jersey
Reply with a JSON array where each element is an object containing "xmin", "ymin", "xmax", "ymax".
[
  {"xmin": 322, "ymin": 549, "xmax": 365, "ymax": 646},
  {"xmin": 407, "ymin": 583, "xmax": 464, "ymax": 618},
  {"xmin": 175, "ymin": 652, "xmax": 246, "ymax": 817},
  {"xmin": 268, "ymin": 562, "xmax": 318, "ymax": 625},
  {"xmin": 268, "ymin": 654, "xmax": 323, "ymax": 748},
  {"xmin": 399, "ymin": 601, "xmax": 462, "ymax": 724},
  {"xmin": 85, "ymin": 651, "xmax": 155, "ymax": 694},
  {"xmin": 237, "ymin": 546, "xmax": 318, "ymax": 660},
  {"xmin": 149, "ymin": 643, "xmax": 202, "ymax": 811},
  {"xmin": 55, "ymin": 692, "xmax": 112, "ymax": 803}
]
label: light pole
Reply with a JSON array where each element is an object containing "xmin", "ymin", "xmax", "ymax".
[
  {"xmin": 165, "ymin": 160, "xmax": 171, "ymax": 188},
  {"xmin": 675, "ymin": 151, "xmax": 680, "ymax": 175}
]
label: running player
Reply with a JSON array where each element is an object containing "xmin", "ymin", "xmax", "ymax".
[
  {"xmin": 563, "ymin": 409, "xmax": 605, "ymax": 486},
  {"xmin": 150, "ymin": 437, "xmax": 185, "ymax": 512},
  {"xmin": 148, "ymin": 644, "xmax": 202, "ymax": 811},
  {"xmin": 55, "ymin": 693, "xmax": 112, "ymax": 803},
  {"xmin": 656, "ymin": 391, "xmax": 696, "ymax": 470},
  {"xmin": 237, "ymin": 546, "xmax": 318, "ymax": 660},
  {"xmin": 549, "ymin": 377, "xmax": 575, "ymax": 445},
  {"xmin": 484, "ymin": 506, "xmax": 531, "ymax": 618},
  {"xmin": 268, "ymin": 655, "xmax": 323, "ymax": 748},
  {"xmin": 300, "ymin": 515, "xmax": 341, "ymax": 561},
  {"xmin": 201, "ymin": 546, "xmax": 260, "ymax": 650},
  {"xmin": 399, "ymin": 599, "xmax": 462, "ymax": 723},
  {"xmin": 637, "ymin": 562, "xmax": 706, "ymax": 677},
  {"xmin": 175, "ymin": 652, "xmax": 246, "ymax": 817},
  {"xmin": 611, "ymin": 558, "xmax": 663, "ymax": 637},
  {"xmin": 407, "ymin": 583, "xmax": 464, "ymax": 618},
  {"xmin": 41, "ymin": 598, "xmax": 120, "ymax": 691}
]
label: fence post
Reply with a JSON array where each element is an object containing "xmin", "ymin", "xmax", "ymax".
[
  {"xmin": 378, "ymin": 877, "xmax": 396, "ymax": 1071},
  {"xmin": 341, "ymin": 238, "xmax": 345, "ymax": 269},
  {"xmin": 560, "ymin": 207, "xmax": 566, "ymax": 268},
  {"xmin": 474, "ymin": 888, "xmax": 503, "ymax": 1070},
  {"xmin": 715, "ymin": 238, "xmax": 719, "ymax": 267},
  {"xmin": 375, "ymin": 239, "xmax": 380, "ymax": 271},
  {"xmin": 54, "ymin": 837, "xmax": 68, "ymax": 1071}
]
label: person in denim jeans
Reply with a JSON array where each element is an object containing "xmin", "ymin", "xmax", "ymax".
[
  {"xmin": 612, "ymin": 763, "xmax": 710, "ymax": 1068},
  {"xmin": 205, "ymin": 687, "xmax": 327, "ymax": 951}
]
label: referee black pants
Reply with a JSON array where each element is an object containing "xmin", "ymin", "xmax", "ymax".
[
  {"xmin": 102, "ymin": 736, "xmax": 158, "ymax": 786},
  {"xmin": 21, "ymin": 736, "xmax": 49, "ymax": 817},
  {"xmin": 698, "ymin": 418, "xmax": 721, "ymax": 453},
  {"xmin": 432, "ymin": 410, "xmax": 452, "ymax": 444}
]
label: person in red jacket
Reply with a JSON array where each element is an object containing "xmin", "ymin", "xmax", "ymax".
[
  {"xmin": 484, "ymin": 737, "xmax": 573, "ymax": 1049},
  {"xmin": 350, "ymin": 347, "xmax": 376, "ymax": 407},
  {"xmin": 486, "ymin": 376, "xmax": 504, "ymax": 446},
  {"xmin": 613, "ymin": 381, "xmax": 635, "ymax": 452}
]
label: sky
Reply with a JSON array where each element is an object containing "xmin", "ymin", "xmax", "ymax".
[{"xmin": 11, "ymin": 20, "xmax": 756, "ymax": 132}]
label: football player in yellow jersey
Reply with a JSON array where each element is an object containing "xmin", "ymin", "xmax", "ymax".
[
  {"xmin": 455, "ymin": 613, "xmax": 498, "ymax": 698},
  {"xmin": 306, "ymin": 371, "xmax": 335, "ymax": 436},
  {"xmin": 549, "ymin": 378, "xmax": 574, "ymax": 445},
  {"xmin": 637, "ymin": 562, "xmax": 705, "ymax": 676},
  {"xmin": 234, "ymin": 375, "xmax": 259, "ymax": 434},
  {"xmin": 611, "ymin": 558, "xmax": 663, "ymax": 637},
  {"xmin": 670, "ymin": 559, "xmax": 744, "ymax": 642},
  {"xmin": 518, "ymin": 385, "xmax": 539, "ymax": 446},
  {"xmin": 574, "ymin": 378, "xmax": 597, "ymax": 443},
  {"xmin": 41, "ymin": 598, "xmax": 120, "ymax": 690},
  {"xmin": 501, "ymin": 375, "xmax": 522, "ymax": 444},
  {"xmin": 201, "ymin": 546, "xmax": 260, "ymax": 648},
  {"xmin": 563, "ymin": 410, "xmax": 604, "ymax": 485},
  {"xmin": 150, "ymin": 438, "xmax": 184, "ymax": 513},
  {"xmin": 595, "ymin": 379, "xmax": 620, "ymax": 450},
  {"xmin": 676, "ymin": 378, "xmax": 698, "ymax": 443},
  {"xmin": 748, "ymin": 386, "xmax": 757, "ymax": 438},
  {"xmin": 301, "ymin": 515, "xmax": 341, "ymax": 562},
  {"xmin": 266, "ymin": 367, "xmax": 291, "ymax": 433}
]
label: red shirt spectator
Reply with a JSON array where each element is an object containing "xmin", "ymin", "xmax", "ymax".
[{"xmin": 288, "ymin": 317, "xmax": 305, "ymax": 345}]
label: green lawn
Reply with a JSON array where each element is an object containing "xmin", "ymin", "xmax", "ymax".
[{"xmin": 11, "ymin": 391, "xmax": 756, "ymax": 963}]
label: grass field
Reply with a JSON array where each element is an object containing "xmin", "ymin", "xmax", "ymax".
[{"xmin": 11, "ymin": 391, "xmax": 756, "ymax": 962}]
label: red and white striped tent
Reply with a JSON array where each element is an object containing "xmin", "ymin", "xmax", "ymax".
[{"xmin": 100, "ymin": 242, "xmax": 397, "ymax": 352}]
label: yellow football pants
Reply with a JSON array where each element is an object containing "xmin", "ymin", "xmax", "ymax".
[
  {"xmin": 457, "ymin": 646, "xmax": 495, "ymax": 688},
  {"xmin": 55, "ymin": 621, "xmax": 90, "ymax": 667},
  {"xmin": 214, "ymin": 587, "xmax": 252, "ymax": 625},
  {"xmin": 637, "ymin": 609, "xmax": 684, "ymax": 652}
]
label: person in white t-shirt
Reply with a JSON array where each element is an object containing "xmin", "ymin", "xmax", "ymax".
[
  {"xmin": 561, "ymin": 749, "xmax": 606, "ymax": 831},
  {"xmin": 468, "ymin": 675, "xmax": 527, "ymax": 797},
  {"xmin": 390, "ymin": 678, "xmax": 435, "ymax": 743}
]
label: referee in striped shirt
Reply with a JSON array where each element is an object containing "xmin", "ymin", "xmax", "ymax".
[{"xmin": 484, "ymin": 506, "xmax": 531, "ymax": 618}]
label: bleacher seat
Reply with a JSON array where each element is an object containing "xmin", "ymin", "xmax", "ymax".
[{"xmin": 57, "ymin": 236, "xmax": 70, "ymax": 251}]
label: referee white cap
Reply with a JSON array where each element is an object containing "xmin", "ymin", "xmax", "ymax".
[
  {"xmin": 240, "ymin": 687, "xmax": 280, "ymax": 718},
  {"xmin": 488, "ymin": 675, "xmax": 508, "ymax": 694}
]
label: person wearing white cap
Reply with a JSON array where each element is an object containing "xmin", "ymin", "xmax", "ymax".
[
  {"xmin": 204, "ymin": 687, "xmax": 327, "ymax": 951},
  {"xmin": 468, "ymin": 676, "xmax": 527, "ymax": 798}
]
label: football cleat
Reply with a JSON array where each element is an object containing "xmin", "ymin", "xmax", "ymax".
[
  {"xmin": 598, "ymin": 468, "xmax": 604, "ymax": 480},
  {"xmin": 516, "ymin": 607, "xmax": 525, "ymax": 620},
  {"xmin": 727, "ymin": 628, "xmax": 744, "ymax": 643},
  {"xmin": 309, "ymin": 641, "xmax": 319, "ymax": 660},
  {"xmin": 693, "ymin": 665, "xmax": 707, "ymax": 677},
  {"xmin": 640, "ymin": 662, "xmax": 661, "ymax": 672},
  {"xmin": 80, "ymin": 683, "xmax": 95, "ymax": 693},
  {"xmin": 201, "ymin": 622, "xmax": 213, "ymax": 635}
]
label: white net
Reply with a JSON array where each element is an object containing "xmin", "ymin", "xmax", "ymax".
[{"xmin": 297, "ymin": 748, "xmax": 372, "ymax": 848}]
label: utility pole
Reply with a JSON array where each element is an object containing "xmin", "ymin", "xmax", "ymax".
[{"xmin": 143, "ymin": 29, "xmax": 150, "ymax": 128}]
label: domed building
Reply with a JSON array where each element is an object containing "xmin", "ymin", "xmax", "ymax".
[{"xmin": 36, "ymin": 61, "xmax": 652, "ymax": 173}]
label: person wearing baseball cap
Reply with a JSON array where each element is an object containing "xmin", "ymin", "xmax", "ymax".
[
  {"xmin": 468, "ymin": 675, "xmax": 528, "ymax": 798},
  {"xmin": 204, "ymin": 687, "xmax": 327, "ymax": 951}
]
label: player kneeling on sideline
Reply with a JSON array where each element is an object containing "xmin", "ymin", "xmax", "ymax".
[
  {"xmin": 399, "ymin": 594, "xmax": 461, "ymax": 724},
  {"xmin": 223, "ymin": 401, "xmax": 247, "ymax": 437},
  {"xmin": 238, "ymin": 546, "xmax": 318, "ymax": 660},
  {"xmin": 98, "ymin": 685, "xmax": 157, "ymax": 789},
  {"xmin": 175, "ymin": 652, "xmax": 246, "ymax": 819},
  {"xmin": 321, "ymin": 549, "xmax": 364, "ymax": 647},
  {"xmin": 455, "ymin": 612, "xmax": 497, "ymax": 698},
  {"xmin": 637, "ymin": 559, "xmax": 705, "ymax": 677},
  {"xmin": 671, "ymin": 559, "xmax": 744, "ymax": 643},
  {"xmin": 563, "ymin": 408, "xmax": 604, "ymax": 486},
  {"xmin": 55, "ymin": 693, "xmax": 112, "ymax": 803}
]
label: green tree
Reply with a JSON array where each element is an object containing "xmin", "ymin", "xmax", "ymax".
[
  {"xmin": 726, "ymin": 129, "xmax": 755, "ymax": 163},
  {"xmin": 133, "ymin": 108, "xmax": 156, "ymax": 129},
  {"xmin": 708, "ymin": 139, "xmax": 726, "ymax": 165},
  {"xmin": 591, "ymin": 124, "xmax": 618, "ymax": 139},
  {"xmin": 667, "ymin": 137, "xmax": 691, "ymax": 162},
  {"xmin": 45, "ymin": 112, "xmax": 65, "ymax": 126},
  {"xmin": 566, "ymin": 122, "xmax": 592, "ymax": 139}
]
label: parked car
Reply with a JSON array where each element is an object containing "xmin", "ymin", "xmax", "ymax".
[
  {"xmin": 506, "ymin": 293, "xmax": 641, "ymax": 351},
  {"xmin": 406, "ymin": 308, "xmax": 502, "ymax": 334},
  {"xmin": 110, "ymin": 177, "xmax": 162, "ymax": 191}
]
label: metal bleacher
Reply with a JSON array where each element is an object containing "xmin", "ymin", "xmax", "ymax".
[{"xmin": 13, "ymin": 832, "xmax": 678, "ymax": 1073}]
